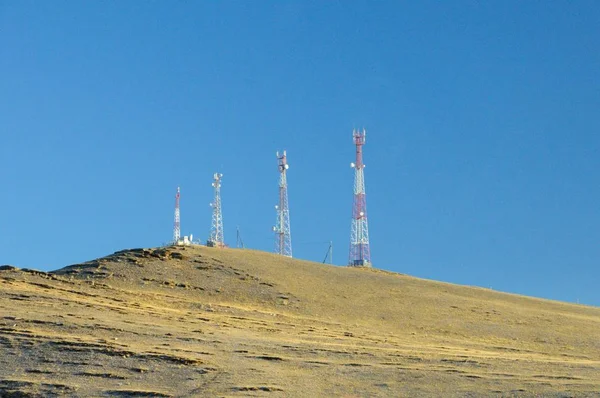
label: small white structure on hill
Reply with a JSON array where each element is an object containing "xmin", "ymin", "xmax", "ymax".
[{"xmin": 175, "ymin": 234, "xmax": 194, "ymax": 246}]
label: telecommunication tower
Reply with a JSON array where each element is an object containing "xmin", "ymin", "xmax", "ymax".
[
  {"xmin": 208, "ymin": 173, "xmax": 225, "ymax": 248},
  {"xmin": 349, "ymin": 129, "xmax": 371, "ymax": 267},
  {"xmin": 173, "ymin": 187, "xmax": 181, "ymax": 244},
  {"xmin": 273, "ymin": 150, "xmax": 292, "ymax": 257}
]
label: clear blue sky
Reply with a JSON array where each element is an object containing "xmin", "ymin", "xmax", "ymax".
[{"xmin": 1, "ymin": 1, "xmax": 598, "ymax": 306}]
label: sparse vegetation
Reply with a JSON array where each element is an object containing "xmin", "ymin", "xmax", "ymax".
[{"xmin": 0, "ymin": 246, "xmax": 598, "ymax": 396}]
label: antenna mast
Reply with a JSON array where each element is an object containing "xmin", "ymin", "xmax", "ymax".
[
  {"xmin": 236, "ymin": 226, "xmax": 245, "ymax": 249},
  {"xmin": 322, "ymin": 241, "xmax": 333, "ymax": 264},
  {"xmin": 274, "ymin": 150, "xmax": 292, "ymax": 257},
  {"xmin": 349, "ymin": 129, "xmax": 372, "ymax": 267},
  {"xmin": 208, "ymin": 173, "xmax": 225, "ymax": 248},
  {"xmin": 173, "ymin": 187, "xmax": 181, "ymax": 244}
]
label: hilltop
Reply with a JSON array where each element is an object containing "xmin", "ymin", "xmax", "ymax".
[{"xmin": 0, "ymin": 246, "xmax": 599, "ymax": 397}]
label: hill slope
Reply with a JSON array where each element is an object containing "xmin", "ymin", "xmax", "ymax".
[{"xmin": 1, "ymin": 246, "xmax": 599, "ymax": 397}]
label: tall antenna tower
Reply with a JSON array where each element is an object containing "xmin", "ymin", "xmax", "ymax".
[
  {"xmin": 274, "ymin": 150, "xmax": 292, "ymax": 257},
  {"xmin": 173, "ymin": 187, "xmax": 181, "ymax": 244},
  {"xmin": 349, "ymin": 129, "xmax": 371, "ymax": 267},
  {"xmin": 208, "ymin": 173, "xmax": 225, "ymax": 248}
]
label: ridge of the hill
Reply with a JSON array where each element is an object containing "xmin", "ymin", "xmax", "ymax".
[{"xmin": 0, "ymin": 245, "xmax": 599, "ymax": 397}]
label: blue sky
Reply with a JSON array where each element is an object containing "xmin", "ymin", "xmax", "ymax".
[{"xmin": 1, "ymin": 1, "xmax": 598, "ymax": 306}]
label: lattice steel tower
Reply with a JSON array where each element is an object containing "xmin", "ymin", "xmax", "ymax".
[
  {"xmin": 173, "ymin": 187, "xmax": 181, "ymax": 244},
  {"xmin": 349, "ymin": 129, "xmax": 371, "ymax": 267},
  {"xmin": 274, "ymin": 150, "xmax": 292, "ymax": 257},
  {"xmin": 208, "ymin": 173, "xmax": 225, "ymax": 248}
]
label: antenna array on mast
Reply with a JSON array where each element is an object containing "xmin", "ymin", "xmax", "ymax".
[
  {"xmin": 208, "ymin": 173, "xmax": 225, "ymax": 248},
  {"xmin": 274, "ymin": 150, "xmax": 292, "ymax": 257},
  {"xmin": 349, "ymin": 129, "xmax": 372, "ymax": 267}
]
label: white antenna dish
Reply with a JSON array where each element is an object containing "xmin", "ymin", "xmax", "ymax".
[
  {"xmin": 284, "ymin": 164, "xmax": 289, "ymax": 170},
  {"xmin": 350, "ymin": 162, "xmax": 355, "ymax": 168}
]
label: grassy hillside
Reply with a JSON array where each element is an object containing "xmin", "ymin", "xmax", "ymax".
[{"xmin": 1, "ymin": 245, "xmax": 599, "ymax": 397}]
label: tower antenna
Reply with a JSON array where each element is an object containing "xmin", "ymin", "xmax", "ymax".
[
  {"xmin": 349, "ymin": 129, "xmax": 372, "ymax": 267},
  {"xmin": 236, "ymin": 226, "xmax": 245, "ymax": 249},
  {"xmin": 173, "ymin": 187, "xmax": 181, "ymax": 244},
  {"xmin": 322, "ymin": 241, "xmax": 333, "ymax": 264},
  {"xmin": 208, "ymin": 173, "xmax": 225, "ymax": 248},
  {"xmin": 274, "ymin": 150, "xmax": 292, "ymax": 257}
]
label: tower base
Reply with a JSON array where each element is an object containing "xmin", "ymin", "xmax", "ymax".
[{"xmin": 348, "ymin": 260, "xmax": 372, "ymax": 268}]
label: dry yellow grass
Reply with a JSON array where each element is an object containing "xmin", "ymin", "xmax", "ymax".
[{"xmin": 0, "ymin": 245, "xmax": 599, "ymax": 397}]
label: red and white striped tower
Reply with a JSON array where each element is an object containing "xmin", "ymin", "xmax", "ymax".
[
  {"xmin": 274, "ymin": 150, "xmax": 292, "ymax": 257},
  {"xmin": 173, "ymin": 187, "xmax": 181, "ymax": 244},
  {"xmin": 349, "ymin": 129, "xmax": 371, "ymax": 267}
]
